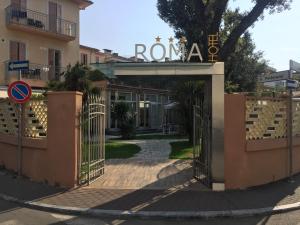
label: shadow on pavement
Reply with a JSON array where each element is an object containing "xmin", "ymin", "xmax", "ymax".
[{"xmin": 0, "ymin": 166, "xmax": 299, "ymax": 225}]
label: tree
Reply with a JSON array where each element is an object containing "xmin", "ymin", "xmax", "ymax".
[
  {"xmin": 47, "ymin": 63, "xmax": 106, "ymax": 98},
  {"xmin": 172, "ymin": 81, "xmax": 205, "ymax": 143},
  {"xmin": 112, "ymin": 102, "xmax": 136, "ymax": 139},
  {"xmin": 157, "ymin": 0, "xmax": 292, "ymax": 61},
  {"xmin": 222, "ymin": 10, "xmax": 269, "ymax": 91}
]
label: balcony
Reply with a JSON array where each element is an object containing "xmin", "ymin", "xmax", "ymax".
[
  {"xmin": 5, "ymin": 5, "xmax": 77, "ymax": 41},
  {"xmin": 4, "ymin": 62, "xmax": 66, "ymax": 88}
]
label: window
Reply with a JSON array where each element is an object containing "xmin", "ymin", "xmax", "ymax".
[
  {"xmin": 118, "ymin": 92, "xmax": 132, "ymax": 101},
  {"xmin": 146, "ymin": 94, "xmax": 157, "ymax": 102},
  {"xmin": 95, "ymin": 56, "xmax": 100, "ymax": 63},
  {"xmin": 80, "ymin": 53, "xmax": 88, "ymax": 65},
  {"xmin": 10, "ymin": 41, "xmax": 26, "ymax": 61},
  {"xmin": 49, "ymin": 2, "xmax": 62, "ymax": 33}
]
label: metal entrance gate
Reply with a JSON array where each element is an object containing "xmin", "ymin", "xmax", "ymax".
[
  {"xmin": 193, "ymin": 93, "xmax": 212, "ymax": 188},
  {"xmin": 79, "ymin": 95, "xmax": 105, "ymax": 185}
]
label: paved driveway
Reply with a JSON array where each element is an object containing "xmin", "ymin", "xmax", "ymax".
[{"xmin": 89, "ymin": 139, "xmax": 206, "ymax": 190}]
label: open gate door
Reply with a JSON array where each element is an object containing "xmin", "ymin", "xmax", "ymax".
[
  {"xmin": 193, "ymin": 90, "xmax": 212, "ymax": 188},
  {"xmin": 79, "ymin": 95, "xmax": 105, "ymax": 185}
]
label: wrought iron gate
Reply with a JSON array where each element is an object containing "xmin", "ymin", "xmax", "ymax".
[
  {"xmin": 79, "ymin": 95, "xmax": 105, "ymax": 185},
  {"xmin": 193, "ymin": 93, "xmax": 212, "ymax": 188}
]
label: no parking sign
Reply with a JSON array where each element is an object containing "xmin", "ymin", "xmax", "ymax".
[{"xmin": 8, "ymin": 81, "xmax": 32, "ymax": 104}]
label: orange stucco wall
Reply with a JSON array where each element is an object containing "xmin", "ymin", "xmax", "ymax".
[
  {"xmin": 0, "ymin": 92, "xmax": 82, "ymax": 188},
  {"xmin": 225, "ymin": 94, "xmax": 300, "ymax": 190}
]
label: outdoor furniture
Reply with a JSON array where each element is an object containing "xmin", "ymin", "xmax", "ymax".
[
  {"xmin": 27, "ymin": 18, "xmax": 44, "ymax": 29},
  {"xmin": 21, "ymin": 68, "xmax": 41, "ymax": 80}
]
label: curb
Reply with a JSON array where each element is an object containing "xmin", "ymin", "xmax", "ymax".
[{"xmin": 1, "ymin": 193, "xmax": 300, "ymax": 219}]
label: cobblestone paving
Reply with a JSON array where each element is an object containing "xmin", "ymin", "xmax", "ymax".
[{"xmin": 89, "ymin": 139, "xmax": 206, "ymax": 190}]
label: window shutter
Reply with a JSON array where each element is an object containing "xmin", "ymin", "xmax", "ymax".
[
  {"xmin": 9, "ymin": 41, "xmax": 18, "ymax": 61},
  {"xmin": 11, "ymin": 0, "xmax": 20, "ymax": 7},
  {"xmin": 57, "ymin": 4, "xmax": 62, "ymax": 18},
  {"xmin": 20, "ymin": 0, "xmax": 26, "ymax": 8},
  {"xmin": 80, "ymin": 53, "xmax": 84, "ymax": 64},
  {"xmin": 19, "ymin": 42, "xmax": 26, "ymax": 60}
]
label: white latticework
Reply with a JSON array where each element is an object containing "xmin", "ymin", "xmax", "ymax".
[
  {"xmin": 0, "ymin": 98, "xmax": 47, "ymax": 138},
  {"xmin": 24, "ymin": 100, "xmax": 47, "ymax": 138},
  {"xmin": 0, "ymin": 99, "xmax": 18, "ymax": 135},
  {"xmin": 246, "ymin": 98, "xmax": 287, "ymax": 140}
]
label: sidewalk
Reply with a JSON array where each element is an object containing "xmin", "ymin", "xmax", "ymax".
[{"xmin": 1, "ymin": 170, "xmax": 300, "ymax": 216}]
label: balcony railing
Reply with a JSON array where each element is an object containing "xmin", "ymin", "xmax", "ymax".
[
  {"xmin": 5, "ymin": 61, "xmax": 66, "ymax": 84},
  {"xmin": 5, "ymin": 5, "xmax": 77, "ymax": 41}
]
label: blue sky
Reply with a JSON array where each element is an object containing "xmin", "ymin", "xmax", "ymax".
[{"xmin": 80, "ymin": 0, "xmax": 300, "ymax": 71}]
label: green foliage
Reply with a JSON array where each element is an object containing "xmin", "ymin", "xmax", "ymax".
[
  {"xmin": 112, "ymin": 102, "xmax": 136, "ymax": 139},
  {"xmin": 169, "ymin": 141, "xmax": 193, "ymax": 159},
  {"xmin": 157, "ymin": 0, "xmax": 292, "ymax": 91},
  {"xmin": 222, "ymin": 10, "xmax": 269, "ymax": 92},
  {"xmin": 30, "ymin": 93, "xmax": 46, "ymax": 100},
  {"xmin": 172, "ymin": 81, "xmax": 205, "ymax": 143},
  {"xmin": 46, "ymin": 63, "xmax": 106, "ymax": 97},
  {"xmin": 88, "ymin": 69, "xmax": 106, "ymax": 81},
  {"xmin": 119, "ymin": 117, "xmax": 136, "ymax": 140},
  {"xmin": 105, "ymin": 140, "xmax": 141, "ymax": 159},
  {"xmin": 225, "ymin": 81, "xmax": 239, "ymax": 93},
  {"xmin": 157, "ymin": 0, "xmax": 292, "ymax": 61},
  {"xmin": 113, "ymin": 102, "xmax": 130, "ymax": 122}
]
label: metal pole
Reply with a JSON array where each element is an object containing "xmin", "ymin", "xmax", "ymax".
[
  {"xmin": 88, "ymin": 99, "xmax": 91, "ymax": 185},
  {"xmin": 17, "ymin": 69, "xmax": 22, "ymax": 176},
  {"xmin": 288, "ymin": 63, "xmax": 293, "ymax": 179},
  {"xmin": 193, "ymin": 105, "xmax": 196, "ymax": 176}
]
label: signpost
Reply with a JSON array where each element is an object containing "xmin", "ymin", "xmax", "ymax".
[
  {"xmin": 7, "ymin": 60, "xmax": 31, "ymax": 176},
  {"xmin": 263, "ymin": 61, "xmax": 300, "ymax": 180},
  {"xmin": 287, "ymin": 60, "xmax": 300, "ymax": 181}
]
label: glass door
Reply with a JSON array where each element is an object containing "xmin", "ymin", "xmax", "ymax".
[{"xmin": 48, "ymin": 49, "xmax": 61, "ymax": 81}]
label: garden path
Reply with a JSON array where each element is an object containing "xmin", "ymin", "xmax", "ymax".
[{"xmin": 89, "ymin": 139, "xmax": 206, "ymax": 191}]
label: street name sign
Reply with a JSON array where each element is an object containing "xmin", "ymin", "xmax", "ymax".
[
  {"xmin": 261, "ymin": 70, "xmax": 290, "ymax": 82},
  {"xmin": 8, "ymin": 81, "xmax": 32, "ymax": 104},
  {"xmin": 286, "ymin": 79, "xmax": 299, "ymax": 89},
  {"xmin": 8, "ymin": 60, "xmax": 29, "ymax": 71},
  {"xmin": 290, "ymin": 60, "xmax": 300, "ymax": 73}
]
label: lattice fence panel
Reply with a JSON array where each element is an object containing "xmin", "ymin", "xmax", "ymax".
[
  {"xmin": 0, "ymin": 99, "xmax": 18, "ymax": 135},
  {"xmin": 24, "ymin": 99, "xmax": 48, "ymax": 138},
  {"xmin": 293, "ymin": 100, "xmax": 300, "ymax": 137},
  {"xmin": 0, "ymin": 98, "xmax": 47, "ymax": 138},
  {"xmin": 246, "ymin": 98, "xmax": 287, "ymax": 140}
]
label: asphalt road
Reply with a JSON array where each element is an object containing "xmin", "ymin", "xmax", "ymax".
[{"xmin": 0, "ymin": 199, "xmax": 300, "ymax": 225}]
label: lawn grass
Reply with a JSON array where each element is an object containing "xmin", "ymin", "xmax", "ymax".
[
  {"xmin": 105, "ymin": 140, "xmax": 141, "ymax": 159},
  {"xmin": 169, "ymin": 141, "xmax": 194, "ymax": 159}
]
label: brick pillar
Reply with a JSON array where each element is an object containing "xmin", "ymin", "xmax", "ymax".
[{"xmin": 47, "ymin": 92, "xmax": 83, "ymax": 188}]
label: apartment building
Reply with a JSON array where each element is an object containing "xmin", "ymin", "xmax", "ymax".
[
  {"xmin": 0, "ymin": 0, "xmax": 93, "ymax": 88},
  {"xmin": 79, "ymin": 45, "xmax": 136, "ymax": 65}
]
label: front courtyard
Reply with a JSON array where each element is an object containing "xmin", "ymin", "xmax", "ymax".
[{"xmin": 90, "ymin": 134, "xmax": 206, "ymax": 190}]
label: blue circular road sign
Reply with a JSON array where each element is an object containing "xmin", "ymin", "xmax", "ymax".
[{"xmin": 8, "ymin": 81, "xmax": 32, "ymax": 104}]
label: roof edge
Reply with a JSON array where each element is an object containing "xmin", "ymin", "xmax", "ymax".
[{"xmin": 72, "ymin": 0, "xmax": 93, "ymax": 10}]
